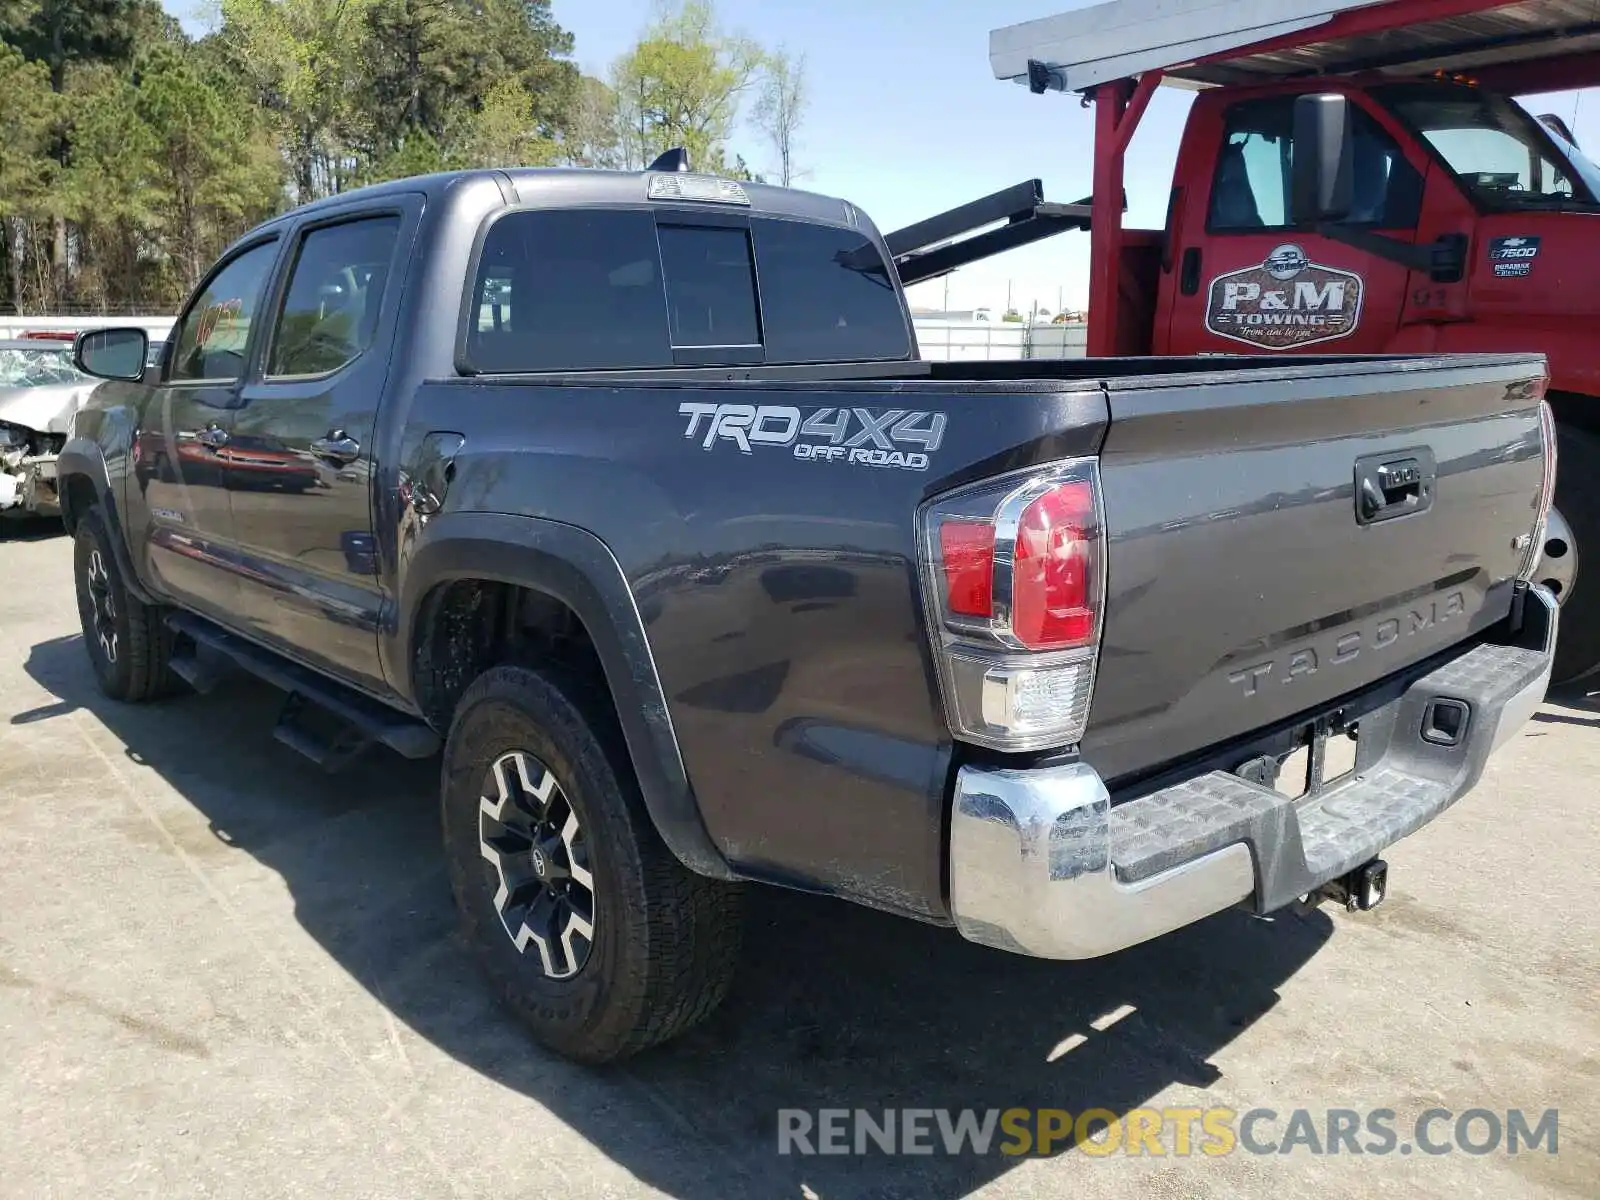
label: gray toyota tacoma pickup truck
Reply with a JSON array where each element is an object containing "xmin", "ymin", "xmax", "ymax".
[{"xmin": 59, "ymin": 163, "xmax": 1557, "ymax": 1063}]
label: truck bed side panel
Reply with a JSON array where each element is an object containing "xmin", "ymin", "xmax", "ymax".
[{"xmin": 396, "ymin": 378, "xmax": 1107, "ymax": 919}]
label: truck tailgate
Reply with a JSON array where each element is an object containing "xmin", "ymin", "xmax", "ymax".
[{"xmin": 1083, "ymin": 355, "xmax": 1547, "ymax": 784}]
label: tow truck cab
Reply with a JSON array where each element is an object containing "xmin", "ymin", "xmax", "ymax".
[
  {"xmin": 1146, "ymin": 77, "xmax": 1600, "ymax": 374},
  {"xmin": 976, "ymin": 0, "xmax": 1600, "ymax": 684}
]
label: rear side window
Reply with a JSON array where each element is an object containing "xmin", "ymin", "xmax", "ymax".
[
  {"xmin": 468, "ymin": 209, "xmax": 672, "ymax": 372},
  {"xmin": 753, "ymin": 218, "xmax": 910, "ymax": 363},
  {"xmin": 269, "ymin": 215, "xmax": 401, "ymax": 377}
]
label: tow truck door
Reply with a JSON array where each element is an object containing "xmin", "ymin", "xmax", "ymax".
[{"xmin": 1158, "ymin": 91, "xmax": 1423, "ymax": 357}]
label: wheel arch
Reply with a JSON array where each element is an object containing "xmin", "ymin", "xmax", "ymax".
[
  {"xmin": 56, "ymin": 439, "xmax": 156, "ymax": 605},
  {"xmin": 396, "ymin": 511, "xmax": 734, "ymax": 880}
]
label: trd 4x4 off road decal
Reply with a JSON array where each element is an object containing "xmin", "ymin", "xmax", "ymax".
[
  {"xmin": 1205, "ymin": 244, "xmax": 1364, "ymax": 349},
  {"xmin": 678, "ymin": 402, "xmax": 945, "ymax": 471}
]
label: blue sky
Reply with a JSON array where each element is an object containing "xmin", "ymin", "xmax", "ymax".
[{"xmin": 165, "ymin": 0, "xmax": 1598, "ymax": 313}]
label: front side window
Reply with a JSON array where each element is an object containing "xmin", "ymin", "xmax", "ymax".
[
  {"xmin": 1209, "ymin": 97, "xmax": 1422, "ymax": 231},
  {"xmin": 268, "ymin": 215, "xmax": 402, "ymax": 377},
  {"xmin": 168, "ymin": 240, "xmax": 279, "ymax": 383},
  {"xmin": 1375, "ymin": 83, "xmax": 1600, "ymax": 209}
]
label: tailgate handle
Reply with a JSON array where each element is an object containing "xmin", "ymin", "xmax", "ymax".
[{"xmin": 1355, "ymin": 450, "xmax": 1435, "ymax": 525}]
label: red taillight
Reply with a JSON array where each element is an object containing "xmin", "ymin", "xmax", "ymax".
[
  {"xmin": 920, "ymin": 460, "xmax": 1105, "ymax": 752},
  {"xmin": 1012, "ymin": 481, "xmax": 1095, "ymax": 649},
  {"xmin": 940, "ymin": 520, "xmax": 995, "ymax": 616}
]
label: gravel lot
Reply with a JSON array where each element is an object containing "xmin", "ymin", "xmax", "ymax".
[{"xmin": 2, "ymin": 524, "xmax": 1597, "ymax": 1199}]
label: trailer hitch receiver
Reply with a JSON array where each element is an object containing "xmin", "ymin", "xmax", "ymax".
[{"xmin": 1313, "ymin": 858, "xmax": 1389, "ymax": 913}]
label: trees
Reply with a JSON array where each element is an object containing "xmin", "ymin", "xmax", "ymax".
[
  {"xmin": 353, "ymin": 0, "xmax": 576, "ymax": 184},
  {"xmin": 216, "ymin": 0, "xmax": 377, "ymax": 202},
  {"xmin": 562, "ymin": 75, "xmax": 625, "ymax": 169},
  {"xmin": 464, "ymin": 78, "xmax": 559, "ymax": 170},
  {"xmin": 610, "ymin": 0, "xmax": 763, "ymax": 175},
  {"xmin": 2, "ymin": 0, "xmax": 586, "ymax": 311},
  {"xmin": 0, "ymin": 0, "xmax": 810, "ymax": 313},
  {"xmin": 1, "ymin": 0, "xmax": 284, "ymax": 310},
  {"xmin": 1, "ymin": 0, "xmax": 175, "ymax": 91},
  {"xmin": 754, "ymin": 49, "xmax": 807, "ymax": 187},
  {"xmin": 60, "ymin": 43, "xmax": 283, "ymax": 309},
  {"xmin": 0, "ymin": 45, "xmax": 58, "ymax": 308},
  {"xmin": 603, "ymin": 3, "xmax": 812, "ymax": 181}
]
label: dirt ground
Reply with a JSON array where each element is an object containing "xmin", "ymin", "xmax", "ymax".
[{"xmin": 2, "ymin": 525, "xmax": 1596, "ymax": 1199}]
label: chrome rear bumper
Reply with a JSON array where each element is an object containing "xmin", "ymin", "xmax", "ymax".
[{"xmin": 948, "ymin": 586, "xmax": 1556, "ymax": 960}]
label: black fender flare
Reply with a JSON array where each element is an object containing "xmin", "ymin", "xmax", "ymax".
[
  {"xmin": 55, "ymin": 439, "xmax": 157, "ymax": 606},
  {"xmin": 395, "ymin": 511, "xmax": 734, "ymax": 880}
]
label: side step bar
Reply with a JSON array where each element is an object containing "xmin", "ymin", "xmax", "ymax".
[{"xmin": 165, "ymin": 611, "xmax": 441, "ymax": 766}]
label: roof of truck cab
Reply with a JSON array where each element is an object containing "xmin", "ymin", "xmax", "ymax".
[
  {"xmin": 265, "ymin": 167, "xmax": 871, "ymax": 232},
  {"xmin": 991, "ymin": 0, "xmax": 1600, "ymax": 94}
]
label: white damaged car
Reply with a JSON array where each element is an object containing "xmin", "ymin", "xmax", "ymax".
[{"xmin": 0, "ymin": 338, "xmax": 103, "ymax": 525}]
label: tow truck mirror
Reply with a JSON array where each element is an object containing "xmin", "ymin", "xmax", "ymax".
[
  {"xmin": 1538, "ymin": 113, "xmax": 1579, "ymax": 147},
  {"xmin": 1292, "ymin": 94, "xmax": 1355, "ymax": 224},
  {"xmin": 74, "ymin": 327, "xmax": 149, "ymax": 383}
]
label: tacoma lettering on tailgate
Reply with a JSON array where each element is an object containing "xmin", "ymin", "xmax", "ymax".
[{"xmin": 1227, "ymin": 591, "xmax": 1467, "ymax": 697}]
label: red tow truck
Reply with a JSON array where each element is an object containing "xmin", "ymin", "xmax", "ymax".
[{"xmin": 887, "ymin": 0, "xmax": 1600, "ymax": 682}]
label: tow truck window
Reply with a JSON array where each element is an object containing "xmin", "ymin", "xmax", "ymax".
[
  {"xmin": 1208, "ymin": 97, "xmax": 1421, "ymax": 232},
  {"xmin": 1375, "ymin": 83, "xmax": 1599, "ymax": 209}
]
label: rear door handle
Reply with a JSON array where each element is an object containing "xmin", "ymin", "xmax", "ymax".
[{"xmin": 311, "ymin": 431, "xmax": 361, "ymax": 465}]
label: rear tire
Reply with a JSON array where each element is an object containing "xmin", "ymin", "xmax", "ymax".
[
  {"xmin": 73, "ymin": 506, "xmax": 180, "ymax": 702},
  {"xmin": 441, "ymin": 664, "xmax": 742, "ymax": 1063},
  {"xmin": 1549, "ymin": 424, "xmax": 1600, "ymax": 685}
]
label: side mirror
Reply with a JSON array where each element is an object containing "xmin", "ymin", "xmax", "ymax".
[
  {"xmin": 1292, "ymin": 93, "xmax": 1355, "ymax": 224},
  {"xmin": 1538, "ymin": 112, "xmax": 1579, "ymax": 147},
  {"xmin": 74, "ymin": 327, "xmax": 149, "ymax": 382}
]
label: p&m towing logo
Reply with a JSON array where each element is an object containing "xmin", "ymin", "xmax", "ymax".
[
  {"xmin": 1205, "ymin": 243, "xmax": 1364, "ymax": 350},
  {"xmin": 678, "ymin": 402, "xmax": 946, "ymax": 471}
]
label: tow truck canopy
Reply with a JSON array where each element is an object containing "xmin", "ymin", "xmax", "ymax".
[{"xmin": 992, "ymin": 0, "xmax": 1600, "ymax": 95}]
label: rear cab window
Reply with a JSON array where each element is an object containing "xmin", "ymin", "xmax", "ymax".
[{"xmin": 463, "ymin": 204, "xmax": 910, "ymax": 373}]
